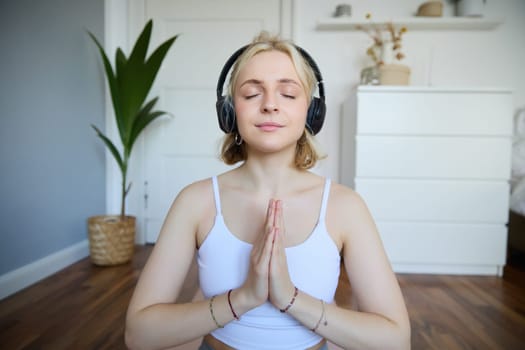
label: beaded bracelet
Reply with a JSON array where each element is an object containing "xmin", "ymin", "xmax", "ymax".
[
  {"xmin": 280, "ymin": 286, "xmax": 299, "ymax": 313},
  {"xmin": 311, "ymin": 299, "xmax": 327, "ymax": 332},
  {"xmin": 227, "ymin": 289, "xmax": 240, "ymax": 320},
  {"xmin": 209, "ymin": 295, "xmax": 224, "ymax": 328}
]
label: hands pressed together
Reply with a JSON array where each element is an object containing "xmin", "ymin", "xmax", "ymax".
[{"xmin": 240, "ymin": 199, "xmax": 297, "ymax": 311}]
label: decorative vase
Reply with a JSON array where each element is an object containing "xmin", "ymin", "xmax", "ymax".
[
  {"xmin": 87, "ymin": 215, "xmax": 136, "ymax": 266},
  {"xmin": 379, "ymin": 64, "xmax": 411, "ymax": 86},
  {"xmin": 456, "ymin": 0, "xmax": 485, "ymax": 17},
  {"xmin": 360, "ymin": 66, "xmax": 381, "ymax": 85}
]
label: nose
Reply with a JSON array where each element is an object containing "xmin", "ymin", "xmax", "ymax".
[{"xmin": 262, "ymin": 94, "xmax": 279, "ymax": 113}]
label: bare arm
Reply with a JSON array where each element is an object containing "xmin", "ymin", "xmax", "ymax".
[
  {"xmin": 268, "ymin": 185, "xmax": 411, "ymax": 350},
  {"xmin": 125, "ymin": 181, "xmax": 224, "ymax": 349},
  {"xmin": 124, "ymin": 181, "xmax": 277, "ymax": 349}
]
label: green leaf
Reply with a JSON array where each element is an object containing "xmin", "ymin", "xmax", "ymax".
[
  {"xmin": 115, "ymin": 48, "xmax": 127, "ymax": 78},
  {"xmin": 141, "ymin": 35, "xmax": 179, "ymax": 102},
  {"xmin": 87, "ymin": 32, "xmax": 123, "ymax": 131},
  {"xmin": 125, "ymin": 97, "xmax": 167, "ymax": 155},
  {"xmin": 91, "ymin": 125, "xmax": 124, "ymax": 173},
  {"xmin": 128, "ymin": 97, "xmax": 158, "ymax": 149},
  {"xmin": 130, "ymin": 110, "xmax": 165, "ymax": 150},
  {"xmin": 115, "ymin": 23, "xmax": 154, "ymax": 144},
  {"xmin": 128, "ymin": 19, "xmax": 153, "ymax": 69},
  {"xmin": 123, "ymin": 32, "xmax": 178, "ymax": 129},
  {"xmin": 114, "ymin": 48, "xmax": 129, "ymax": 144}
]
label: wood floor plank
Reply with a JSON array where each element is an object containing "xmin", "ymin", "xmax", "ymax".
[{"xmin": 1, "ymin": 245, "xmax": 524, "ymax": 349}]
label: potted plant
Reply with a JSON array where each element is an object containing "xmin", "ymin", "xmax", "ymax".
[
  {"xmin": 357, "ymin": 14, "xmax": 410, "ymax": 86},
  {"xmin": 87, "ymin": 20, "xmax": 178, "ymax": 265}
]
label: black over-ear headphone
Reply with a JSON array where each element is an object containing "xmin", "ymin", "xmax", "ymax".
[{"xmin": 215, "ymin": 44, "xmax": 326, "ymax": 135}]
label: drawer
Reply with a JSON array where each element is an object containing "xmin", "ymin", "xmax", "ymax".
[
  {"xmin": 356, "ymin": 88, "xmax": 513, "ymax": 136},
  {"xmin": 355, "ymin": 179, "xmax": 510, "ymax": 223},
  {"xmin": 378, "ymin": 222, "xmax": 507, "ymax": 266},
  {"xmin": 355, "ymin": 136, "xmax": 512, "ymax": 179}
]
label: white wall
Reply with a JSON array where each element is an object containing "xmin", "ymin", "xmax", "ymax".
[
  {"xmin": 108, "ymin": 0, "xmax": 524, "ymax": 244},
  {"xmin": 292, "ymin": 0, "xmax": 525, "ymax": 182}
]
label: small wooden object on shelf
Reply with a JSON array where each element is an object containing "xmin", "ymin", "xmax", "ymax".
[{"xmin": 417, "ymin": 1, "xmax": 444, "ymax": 17}]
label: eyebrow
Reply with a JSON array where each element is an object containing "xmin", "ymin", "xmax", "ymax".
[{"xmin": 239, "ymin": 78, "xmax": 301, "ymax": 88}]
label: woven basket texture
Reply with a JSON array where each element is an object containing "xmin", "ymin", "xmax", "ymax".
[{"xmin": 88, "ymin": 215, "xmax": 136, "ymax": 266}]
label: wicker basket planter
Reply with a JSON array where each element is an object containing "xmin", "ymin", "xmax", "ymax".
[{"xmin": 88, "ymin": 215, "xmax": 136, "ymax": 266}]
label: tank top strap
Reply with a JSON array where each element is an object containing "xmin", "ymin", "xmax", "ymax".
[
  {"xmin": 319, "ymin": 178, "xmax": 331, "ymax": 221},
  {"xmin": 211, "ymin": 176, "xmax": 222, "ymax": 215}
]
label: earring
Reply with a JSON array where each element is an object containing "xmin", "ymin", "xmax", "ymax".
[{"xmin": 235, "ymin": 133, "xmax": 243, "ymax": 146}]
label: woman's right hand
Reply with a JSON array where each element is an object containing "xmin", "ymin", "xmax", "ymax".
[{"xmin": 238, "ymin": 199, "xmax": 278, "ymax": 307}]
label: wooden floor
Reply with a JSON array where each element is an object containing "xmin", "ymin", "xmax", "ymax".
[{"xmin": 1, "ymin": 245, "xmax": 525, "ymax": 350}]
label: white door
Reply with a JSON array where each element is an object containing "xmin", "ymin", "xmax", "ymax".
[{"xmin": 133, "ymin": 0, "xmax": 284, "ymax": 242}]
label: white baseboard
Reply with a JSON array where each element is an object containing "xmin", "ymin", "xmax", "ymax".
[
  {"xmin": 392, "ymin": 263, "xmax": 503, "ymax": 276},
  {"xmin": 0, "ymin": 239, "xmax": 89, "ymax": 300}
]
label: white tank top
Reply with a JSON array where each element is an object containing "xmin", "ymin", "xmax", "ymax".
[{"xmin": 198, "ymin": 176, "xmax": 341, "ymax": 350}]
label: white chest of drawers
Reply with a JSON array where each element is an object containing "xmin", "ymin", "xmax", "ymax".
[{"xmin": 341, "ymin": 86, "xmax": 513, "ymax": 275}]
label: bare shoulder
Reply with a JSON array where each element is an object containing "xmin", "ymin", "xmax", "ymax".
[
  {"xmin": 329, "ymin": 181, "xmax": 369, "ymax": 215},
  {"xmin": 176, "ymin": 177, "xmax": 212, "ymax": 200},
  {"xmin": 160, "ymin": 177, "xmax": 216, "ymax": 237},
  {"xmin": 170, "ymin": 177, "xmax": 214, "ymax": 211},
  {"xmin": 326, "ymin": 181, "xmax": 376, "ymax": 249}
]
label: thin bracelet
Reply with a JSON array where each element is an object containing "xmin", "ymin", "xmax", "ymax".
[
  {"xmin": 227, "ymin": 289, "xmax": 240, "ymax": 320},
  {"xmin": 209, "ymin": 295, "xmax": 224, "ymax": 328},
  {"xmin": 311, "ymin": 299, "xmax": 327, "ymax": 332},
  {"xmin": 280, "ymin": 286, "xmax": 299, "ymax": 313}
]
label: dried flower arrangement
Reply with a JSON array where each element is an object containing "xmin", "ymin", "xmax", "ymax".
[{"xmin": 356, "ymin": 14, "xmax": 408, "ymax": 67}]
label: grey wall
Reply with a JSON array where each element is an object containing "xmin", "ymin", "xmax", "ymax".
[{"xmin": 0, "ymin": 0, "xmax": 106, "ymax": 275}]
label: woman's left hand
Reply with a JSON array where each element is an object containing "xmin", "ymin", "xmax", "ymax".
[{"xmin": 268, "ymin": 200, "xmax": 296, "ymax": 310}]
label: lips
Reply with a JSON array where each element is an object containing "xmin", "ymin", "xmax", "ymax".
[{"xmin": 256, "ymin": 122, "xmax": 283, "ymax": 131}]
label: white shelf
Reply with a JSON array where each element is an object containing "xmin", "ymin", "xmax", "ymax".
[
  {"xmin": 357, "ymin": 86, "xmax": 512, "ymax": 94},
  {"xmin": 316, "ymin": 16, "xmax": 503, "ymax": 31}
]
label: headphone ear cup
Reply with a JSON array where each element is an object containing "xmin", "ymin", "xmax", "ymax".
[
  {"xmin": 216, "ymin": 97, "xmax": 236, "ymax": 133},
  {"xmin": 306, "ymin": 97, "xmax": 326, "ymax": 135}
]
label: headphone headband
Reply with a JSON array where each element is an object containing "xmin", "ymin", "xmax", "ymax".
[
  {"xmin": 295, "ymin": 46, "xmax": 325, "ymax": 103},
  {"xmin": 216, "ymin": 43, "xmax": 326, "ymax": 135}
]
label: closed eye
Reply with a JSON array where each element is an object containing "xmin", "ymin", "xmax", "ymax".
[
  {"xmin": 244, "ymin": 94, "xmax": 259, "ymax": 99},
  {"xmin": 282, "ymin": 94, "xmax": 296, "ymax": 99}
]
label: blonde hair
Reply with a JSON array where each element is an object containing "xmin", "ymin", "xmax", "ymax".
[{"xmin": 220, "ymin": 32, "xmax": 325, "ymax": 169}]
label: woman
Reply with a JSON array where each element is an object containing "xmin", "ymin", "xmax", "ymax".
[{"xmin": 125, "ymin": 32, "xmax": 410, "ymax": 350}]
